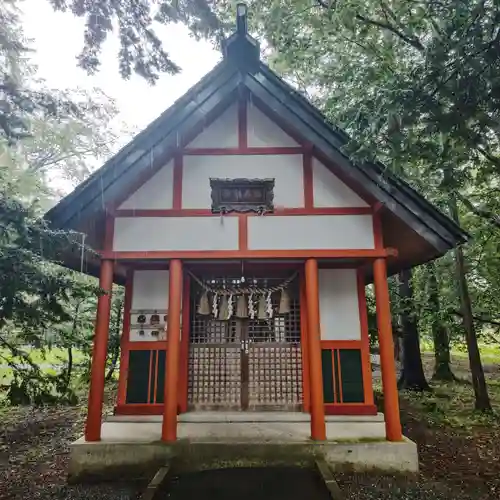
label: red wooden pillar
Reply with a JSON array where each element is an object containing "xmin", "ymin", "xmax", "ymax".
[
  {"xmin": 305, "ymin": 258, "xmax": 326, "ymax": 441},
  {"xmin": 85, "ymin": 258, "xmax": 114, "ymax": 441},
  {"xmin": 162, "ymin": 259, "xmax": 183, "ymax": 442},
  {"xmin": 373, "ymin": 257, "xmax": 403, "ymax": 441},
  {"xmin": 116, "ymin": 269, "xmax": 133, "ymax": 407}
]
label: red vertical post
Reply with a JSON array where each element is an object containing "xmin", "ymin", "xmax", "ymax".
[
  {"xmin": 373, "ymin": 257, "xmax": 403, "ymax": 441},
  {"xmin": 305, "ymin": 258, "xmax": 326, "ymax": 441},
  {"xmin": 85, "ymin": 258, "xmax": 114, "ymax": 441},
  {"xmin": 162, "ymin": 259, "xmax": 183, "ymax": 442},
  {"xmin": 116, "ymin": 269, "xmax": 133, "ymax": 407}
]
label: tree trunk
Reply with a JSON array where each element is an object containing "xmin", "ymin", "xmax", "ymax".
[
  {"xmin": 65, "ymin": 347, "xmax": 73, "ymax": 390},
  {"xmin": 105, "ymin": 346, "xmax": 119, "ymax": 381},
  {"xmin": 427, "ymin": 262, "xmax": 455, "ymax": 381},
  {"xmin": 448, "ymin": 194, "xmax": 491, "ymax": 410},
  {"xmin": 397, "ymin": 268, "xmax": 430, "ymax": 391}
]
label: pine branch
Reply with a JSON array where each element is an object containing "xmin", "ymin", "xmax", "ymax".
[
  {"xmin": 476, "ymin": 145, "xmax": 500, "ymax": 171},
  {"xmin": 453, "ymin": 310, "xmax": 500, "ymax": 329},
  {"xmin": 456, "ymin": 191, "xmax": 500, "ymax": 230}
]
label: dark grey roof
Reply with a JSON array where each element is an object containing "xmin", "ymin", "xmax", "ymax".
[{"xmin": 46, "ymin": 16, "xmax": 467, "ymax": 256}]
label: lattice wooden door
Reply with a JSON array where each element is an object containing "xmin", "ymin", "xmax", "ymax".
[
  {"xmin": 188, "ymin": 278, "xmax": 302, "ymax": 411},
  {"xmin": 245, "ymin": 291, "xmax": 302, "ymax": 410},
  {"xmin": 188, "ymin": 316, "xmax": 242, "ymax": 410}
]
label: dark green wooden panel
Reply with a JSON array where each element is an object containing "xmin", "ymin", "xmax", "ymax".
[
  {"xmin": 339, "ymin": 349, "xmax": 364, "ymax": 403},
  {"xmin": 155, "ymin": 350, "xmax": 166, "ymax": 404},
  {"xmin": 126, "ymin": 350, "xmax": 151, "ymax": 404},
  {"xmin": 321, "ymin": 349, "xmax": 335, "ymax": 403},
  {"xmin": 333, "ymin": 350, "xmax": 341, "ymax": 403}
]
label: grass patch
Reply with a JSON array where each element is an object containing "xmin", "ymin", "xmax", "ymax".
[
  {"xmin": 401, "ymin": 379, "xmax": 500, "ymax": 431},
  {"xmin": 0, "ymin": 347, "xmax": 87, "ymax": 388},
  {"xmin": 420, "ymin": 342, "xmax": 500, "ymax": 364},
  {"xmin": 0, "ymin": 347, "xmax": 86, "ymax": 366}
]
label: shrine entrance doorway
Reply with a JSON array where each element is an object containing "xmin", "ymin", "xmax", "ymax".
[{"xmin": 187, "ymin": 274, "xmax": 303, "ymax": 411}]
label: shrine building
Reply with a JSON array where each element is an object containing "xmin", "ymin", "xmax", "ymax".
[{"xmin": 46, "ymin": 5, "xmax": 466, "ymax": 455}]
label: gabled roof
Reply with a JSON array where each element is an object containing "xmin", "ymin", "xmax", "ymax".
[{"xmin": 45, "ymin": 6, "xmax": 467, "ymax": 276}]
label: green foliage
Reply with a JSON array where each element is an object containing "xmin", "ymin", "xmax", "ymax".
[
  {"xmin": 0, "ymin": 2, "xmax": 125, "ymax": 405},
  {"xmin": 0, "ymin": 165, "xmax": 102, "ymax": 402}
]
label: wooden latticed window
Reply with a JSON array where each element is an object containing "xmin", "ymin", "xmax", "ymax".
[{"xmin": 210, "ymin": 178, "xmax": 275, "ymax": 214}]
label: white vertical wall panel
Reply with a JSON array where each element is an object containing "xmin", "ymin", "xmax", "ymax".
[
  {"xmin": 182, "ymin": 154, "xmax": 304, "ymax": 209},
  {"xmin": 247, "ymin": 215, "xmax": 374, "ymax": 250},
  {"xmin": 312, "ymin": 159, "xmax": 368, "ymax": 208},
  {"xmin": 119, "ymin": 161, "xmax": 174, "ymax": 210},
  {"xmin": 130, "ymin": 270, "xmax": 185, "ymax": 342},
  {"xmin": 319, "ymin": 269, "xmax": 361, "ymax": 340},
  {"xmin": 248, "ymin": 102, "xmax": 299, "ymax": 147},
  {"xmin": 188, "ymin": 103, "xmax": 238, "ymax": 148},
  {"xmin": 132, "ymin": 270, "xmax": 169, "ymax": 310},
  {"xmin": 113, "ymin": 216, "xmax": 239, "ymax": 251}
]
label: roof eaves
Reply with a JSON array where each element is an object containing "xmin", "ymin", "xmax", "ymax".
[{"xmin": 47, "ymin": 61, "xmax": 241, "ymax": 228}]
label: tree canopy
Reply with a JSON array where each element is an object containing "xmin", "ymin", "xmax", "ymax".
[{"xmin": 1, "ymin": 0, "xmax": 124, "ymax": 403}]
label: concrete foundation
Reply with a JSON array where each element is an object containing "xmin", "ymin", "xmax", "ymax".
[{"xmin": 69, "ymin": 412, "xmax": 418, "ymax": 481}]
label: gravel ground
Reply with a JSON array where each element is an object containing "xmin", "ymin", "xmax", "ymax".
[
  {"xmin": 0, "ymin": 393, "xmax": 146, "ymax": 500},
  {"xmin": 7, "ymin": 482, "xmax": 145, "ymax": 500},
  {"xmin": 336, "ymin": 473, "xmax": 490, "ymax": 500}
]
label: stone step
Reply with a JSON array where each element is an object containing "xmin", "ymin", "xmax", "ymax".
[{"xmin": 107, "ymin": 412, "xmax": 384, "ymax": 424}]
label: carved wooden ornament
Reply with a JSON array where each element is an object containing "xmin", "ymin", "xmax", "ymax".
[{"xmin": 210, "ymin": 178, "xmax": 275, "ymax": 213}]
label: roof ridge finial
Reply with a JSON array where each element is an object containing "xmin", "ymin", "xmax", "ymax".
[
  {"xmin": 223, "ymin": 3, "xmax": 259, "ymax": 68},
  {"xmin": 236, "ymin": 3, "xmax": 248, "ymax": 35}
]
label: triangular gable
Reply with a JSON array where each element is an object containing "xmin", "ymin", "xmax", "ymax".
[
  {"xmin": 312, "ymin": 158, "xmax": 368, "ymax": 208},
  {"xmin": 247, "ymin": 102, "xmax": 298, "ymax": 147},
  {"xmin": 187, "ymin": 103, "xmax": 238, "ymax": 148},
  {"xmin": 119, "ymin": 160, "xmax": 173, "ymax": 210},
  {"xmin": 116, "ymin": 100, "xmax": 369, "ymax": 211},
  {"xmin": 185, "ymin": 100, "xmax": 299, "ymax": 149},
  {"xmin": 46, "ymin": 21, "xmax": 467, "ymax": 269}
]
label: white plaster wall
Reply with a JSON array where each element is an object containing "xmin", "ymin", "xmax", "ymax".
[
  {"xmin": 248, "ymin": 102, "xmax": 298, "ymax": 147},
  {"xmin": 247, "ymin": 215, "xmax": 374, "ymax": 250},
  {"xmin": 312, "ymin": 159, "xmax": 368, "ymax": 208},
  {"xmin": 113, "ymin": 216, "xmax": 239, "ymax": 251},
  {"xmin": 132, "ymin": 270, "xmax": 169, "ymax": 310},
  {"xmin": 182, "ymin": 154, "xmax": 304, "ymax": 209},
  {"xmin": 119, "ymin": 161, "xmax": 174, "ymax": 210},
  {"xmin": 188, "ymin": 103, "xmax": 238, "ymax": 148},
  {"xmin": 130, "ymin": 270, "xmax": 169, "ymax": 341},
  {"xmin": 129, "ymin": 270, "xmax": 183, "ymax": 342},
  {"xmin": 319, "ymin": 269, "xmax": 361, "ymax": 340}
]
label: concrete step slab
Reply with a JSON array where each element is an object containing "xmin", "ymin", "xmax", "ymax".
[{"xmin": 107, "ymin": 412, "xmax": 385, "ymax": 424}]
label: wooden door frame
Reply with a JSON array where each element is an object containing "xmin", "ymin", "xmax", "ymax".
[{"xmin": 239, "ymin": 320, "xmax": 249, "ymax": 411}]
